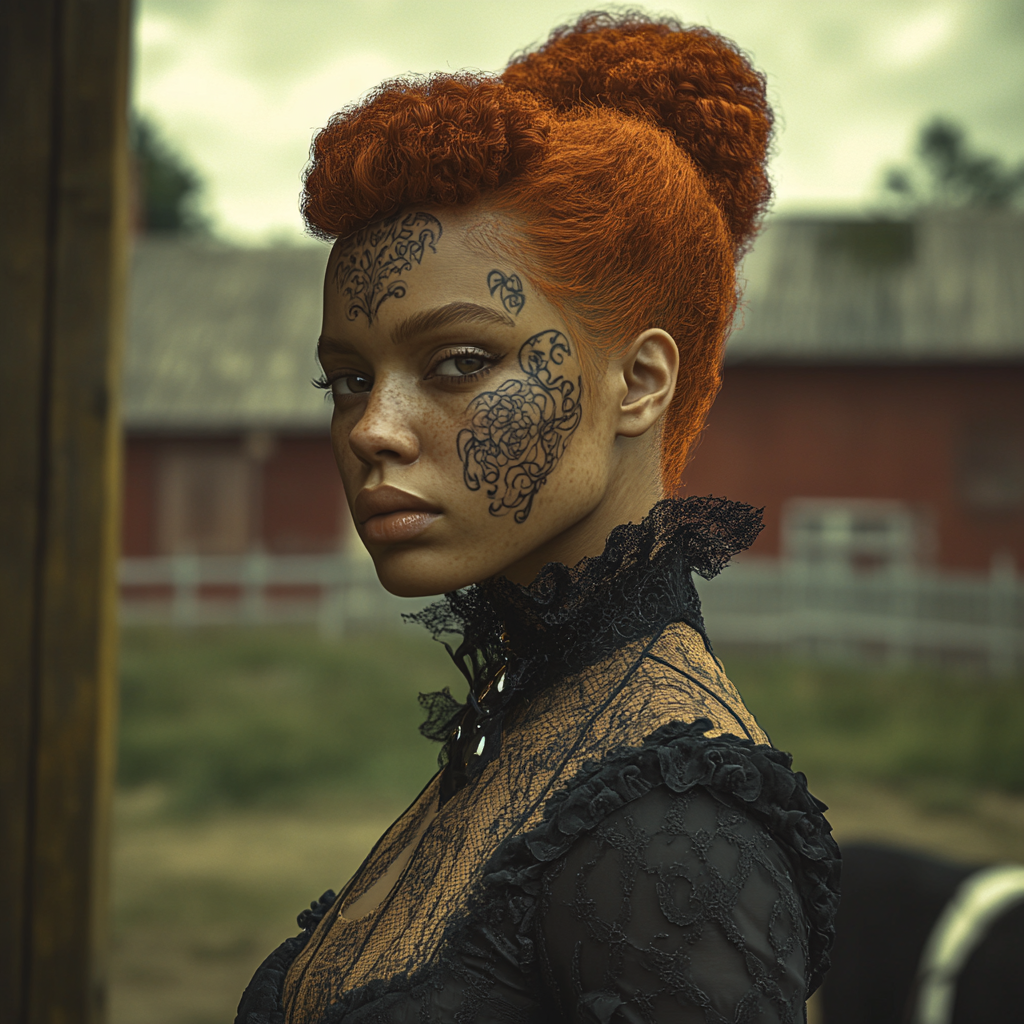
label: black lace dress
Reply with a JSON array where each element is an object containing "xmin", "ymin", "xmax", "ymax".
[{"xmin": 236, "ymin": 498, "xmax": 841, "ymax": 1024}]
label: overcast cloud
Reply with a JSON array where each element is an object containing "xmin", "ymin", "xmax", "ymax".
[{"xmin": 133, "ymin": 0, "xmax": 1024, "ymax": 244}]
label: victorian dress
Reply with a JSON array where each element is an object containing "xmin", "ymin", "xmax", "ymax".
[{"xmin": 236, "ymin": 497, "xmax": 841, "ymax": 1024}]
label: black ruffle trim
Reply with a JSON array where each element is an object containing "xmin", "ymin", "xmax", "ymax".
[
  {"xmin": 234, "ymin": 889, "xmax": 336, "ymax": 1024},
  {"xmin": 480, "ymin": 719, "xmax": 841, "ymax": 996}
]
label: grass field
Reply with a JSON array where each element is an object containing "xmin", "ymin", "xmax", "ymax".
[{"xmin": 110, "ymin": 626, "xmax": 1024, "ymax": 1024}]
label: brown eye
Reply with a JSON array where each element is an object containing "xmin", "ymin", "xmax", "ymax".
[
  {"xmin": 332, "ymin": 373, "xmax": 372, "ymax": 396},
  {"xmin": 435, "ymin": 354, "xmax": 489, "ymax": 377}
]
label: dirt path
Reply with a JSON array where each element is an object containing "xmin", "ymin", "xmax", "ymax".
[
  {"xmin": 109, "ymin": 783, "xmax": 1024, "ymax": 1024},
  {"xmin": 817, "ymin": 778, "xmax": 1024, "ymax": 863},
  {"xmin": 110, "ymin": 790, "xmax": 399, "ymax": 1024}
]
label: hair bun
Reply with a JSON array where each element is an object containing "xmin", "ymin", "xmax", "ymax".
[{"xmin": 501, "ymin": 10, "xmax": 773, "ymax": 251}]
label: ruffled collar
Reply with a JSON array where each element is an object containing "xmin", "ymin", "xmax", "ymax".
[{"xmin": 412, "ymin": 495, "xmax": 762, "ymax": 745}]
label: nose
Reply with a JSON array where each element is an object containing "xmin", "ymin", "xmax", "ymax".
[{"xmin": 346, "ymin": 382, "xmax": 421, "ymax": 467}]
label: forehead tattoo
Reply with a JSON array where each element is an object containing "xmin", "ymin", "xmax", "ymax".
[
  {"xmin": 333, "ymin": 211, "xmax": 443, "ymax": 325},
  {"xmin": 487, "ymin": 270, "xmax": 526, "ymax": 316}
]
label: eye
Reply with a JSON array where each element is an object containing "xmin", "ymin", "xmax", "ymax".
[
  {"xmin": 331, "ymin": 373, "xmax": 373, "ymax": 397},
  {"xmin": 433, "ymin": 354, "xmax": 491, "ymax": 378}
]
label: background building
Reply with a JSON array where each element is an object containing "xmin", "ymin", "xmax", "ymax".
[
  {"xmin": 123, "ymin": 213, "xmax": 1024, "ymax": 571},
  {"xmin": 684, "ymin": 212, "xmax": 1024, "ymax": 575},
  {"xmin": 122, "ymin": 239, "xmax": 341, "ymax": 559},
  {"xmin": 119, "ymin": 215, "xmax": 1024, "ymax": 667}
]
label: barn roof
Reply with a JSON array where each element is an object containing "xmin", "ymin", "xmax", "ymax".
[
  {"xmin": 728, "ymin": 211, "xmax": 1024, "ymax": 364},
  {"xmin": 123, "ymin": 239, "xmax": 330, "ymax": 430},
  {"xmin": 123, "ymin": 212, "xmax": 1024, "ymax": 430}
]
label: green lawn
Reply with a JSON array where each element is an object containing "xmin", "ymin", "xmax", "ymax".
[
  {"xmin": 118, "ymin": 625, "xmax": 449, "ymax": 813},
  {"xmin": 118, "ymin": 626, "xmax": 1024, "ymax": 813},
  {"xmin": 726, "ymin": 652, "xmax": 1024, "ymax": 800}
]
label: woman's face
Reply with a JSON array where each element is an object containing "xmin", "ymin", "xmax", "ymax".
[{"xmin": 318, "ymin": 206, "xmax": 661, "ymax": 597}]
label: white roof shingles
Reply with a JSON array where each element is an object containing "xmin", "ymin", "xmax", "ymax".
[
  {"xmin": 729, "ymin": 211, "xmax": 1024, "ymax": 363},
  {"xmin": 123, "ymin": 213, "xmax": 1024, "ymax": 429},
  {"xmin": 122, "ymin": 238, "xmax": 332, "ymax": 430}
]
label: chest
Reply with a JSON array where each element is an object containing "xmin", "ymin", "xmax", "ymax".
[{"xmin": 280, "ymin": 767, "xmax": 549, "ymax": 1023}]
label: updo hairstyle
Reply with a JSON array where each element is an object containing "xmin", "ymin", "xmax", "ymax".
[{"xmin": 302, "ymin": 10, "xmax": 773, "ymax": 486}]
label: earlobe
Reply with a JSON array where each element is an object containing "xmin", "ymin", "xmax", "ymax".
[{"xmin": 616, "ymin": 329, "xmax": 679, "ymax": 439}]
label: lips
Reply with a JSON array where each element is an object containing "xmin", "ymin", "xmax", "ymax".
[{"xmin": 355, "ymin": 486, "xmax": 442, "ymax": 545}]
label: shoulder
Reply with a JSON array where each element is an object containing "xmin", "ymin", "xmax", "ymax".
[
  {"xmin": 483, "ymin": 718, "xmax": 840, "ymax": 995},
  {"xmin": 631, "ymin": 620, "xmax": 770, "ymax": 743},
  {"xmin": 537, "ymin": 783, "xmax": 811, "ymax": 1021}
]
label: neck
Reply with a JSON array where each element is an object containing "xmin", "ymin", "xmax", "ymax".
[{"xmin": 499, "ymin": 463, "xmax": 663, "ymax": 586}]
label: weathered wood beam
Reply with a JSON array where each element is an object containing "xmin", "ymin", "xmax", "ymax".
[{"xmin": 0, "ymin": 1, "xmax": 131, "ymax": 1021}]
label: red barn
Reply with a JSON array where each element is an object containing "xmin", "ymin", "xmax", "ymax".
[
  {"xmin": 122, "ymin": 239, "xmax": 341, "ymax": 560},
  {"xmin": 683, "ymin": 213, "xmax": 1024, "ymax": 575},
  {"xmin": 121, "ymin": 213, "xmax": 1024, "ymax": 581}
]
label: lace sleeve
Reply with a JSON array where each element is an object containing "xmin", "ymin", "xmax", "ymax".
[{"xmin": 537, "ymin": 784, "xmax": 809, "ymax": 1024}]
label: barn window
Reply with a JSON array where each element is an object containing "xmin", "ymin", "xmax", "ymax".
[
  {"xmin": 960, "ymin": 421, "xmax": 1024, "ymax": 512},
  {"xmin": 157, "ymin": 445, "xmax": 252, "ymax": 554},
  {"xmin": 782, "ymin": 498, "xmax": 929, "ymax": 572}
]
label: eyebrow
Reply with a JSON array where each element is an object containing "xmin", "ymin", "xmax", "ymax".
[{"xmin": 390, "ymin": 302, "xmax": 515, "ymax": 345}]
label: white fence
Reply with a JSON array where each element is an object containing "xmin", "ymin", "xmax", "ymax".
[
  {"xmin": 120, "ymin": 553, "xmax": 1024, "ymax": 673},
  {"xmin": 695, "ymin": 558, "xmax": 1023, "ymax": 675},
  {"xmin": 119, "ymin": 553, "xmax": 433, "ymax": 635}
]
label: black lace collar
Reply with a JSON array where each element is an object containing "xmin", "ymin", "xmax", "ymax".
[{"xmin": 412, "ymin": 495, "xmax": 762, "ymax": 744}]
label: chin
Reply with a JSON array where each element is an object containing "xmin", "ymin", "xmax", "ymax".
[{"xmin": 370, "ymin": 547, "xmax": 487, "ymax": 598}]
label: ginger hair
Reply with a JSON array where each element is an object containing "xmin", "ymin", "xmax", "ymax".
[{"xmin": 302, "ymin": 10, "xmax": 773, "ymax": 487}]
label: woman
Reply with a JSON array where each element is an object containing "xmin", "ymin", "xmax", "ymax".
[{"xmin": 237, "ymin": 11, "xmax": 840, "ymax": 1023}]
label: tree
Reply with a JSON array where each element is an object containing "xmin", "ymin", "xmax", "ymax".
[
  {"xmin": 882, "ymin": 117, "xmax": 1024, "ymax": 210},
  {"xmin": 131, "ymin": 116, "xmax": 206, "ymax": 232}
]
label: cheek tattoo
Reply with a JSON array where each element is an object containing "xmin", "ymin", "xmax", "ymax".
[
  {"xmin": 487, "ymin": 270, "xmax": 526, "ymax": 315},
  {"xmin": 334, "ymin": 211, "xmax": 443, "ymax": 324},
  {"xmin": 457, "ymin": 330, "xmax": 583, "ymax": 524}
]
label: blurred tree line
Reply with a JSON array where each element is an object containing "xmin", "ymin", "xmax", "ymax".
[
  {"xmin": 129, "ymin": 110, "xmax": 1022, "ymax": 235},
  {"xmin": 883, "ymin": 116, "xmax": 1024, "ymax": 211},
  {"xmin": 131, "ymin": 114, "xmax": 206, "ymax": 233}
]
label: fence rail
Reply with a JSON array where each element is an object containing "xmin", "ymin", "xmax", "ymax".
[
  {"xmin": 120, "ymin": 553, "xmax": 1023, "ymax": 673},
  {"xmin": 119, "ymin": 553, "xmax": 432, "ymax": 634},
  {"xmin": 694, "ymin": 558, "xmax": 1022, "ymax": 674}
]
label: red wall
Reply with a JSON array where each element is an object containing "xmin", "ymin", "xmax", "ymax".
[
  {"xmin": 262, "ymin": 436, "xmax": 347, "ymax": 553},
  {"xmin": 123, "ymin": 366, "xmax": 1022, "ymax": 571},
  {"xmin": 122, "ymin": 434, "xmax": 347, "ymax": 556},
  {"xmin": 122, "ymin": 439, "xmax": 159, "ymax": 556},
  {"xmin": 681, "ymin": 365, "xmax": 1024, "ymax": 572}
]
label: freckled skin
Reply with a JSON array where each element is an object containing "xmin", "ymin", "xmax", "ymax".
[{"xmin": 318, "ymin": 205, "xmax": 679, "ymax": 597}]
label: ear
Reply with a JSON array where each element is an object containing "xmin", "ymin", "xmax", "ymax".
[{"xmin": 614, "ymin": 329, "xmax": 679, "ymax": 438}]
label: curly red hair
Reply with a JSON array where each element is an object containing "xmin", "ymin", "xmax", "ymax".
[{"xmin": 302, "ymin": 10, "xmax": 773, "ymax": 486}]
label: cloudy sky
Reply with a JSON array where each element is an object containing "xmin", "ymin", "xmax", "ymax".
[{"xmin": 133, "ymin": 0, "xmax": 1024, "ymax": 244}]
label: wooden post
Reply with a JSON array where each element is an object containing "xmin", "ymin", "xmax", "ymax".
[{"xmin": 0, "ymin": 1, "xmax": 131, "ymax": 1022}]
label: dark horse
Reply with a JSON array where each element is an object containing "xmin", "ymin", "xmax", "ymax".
[{"xmin": 822, "ymin": 843, "xmax": 1024, "ymax": 1024}]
